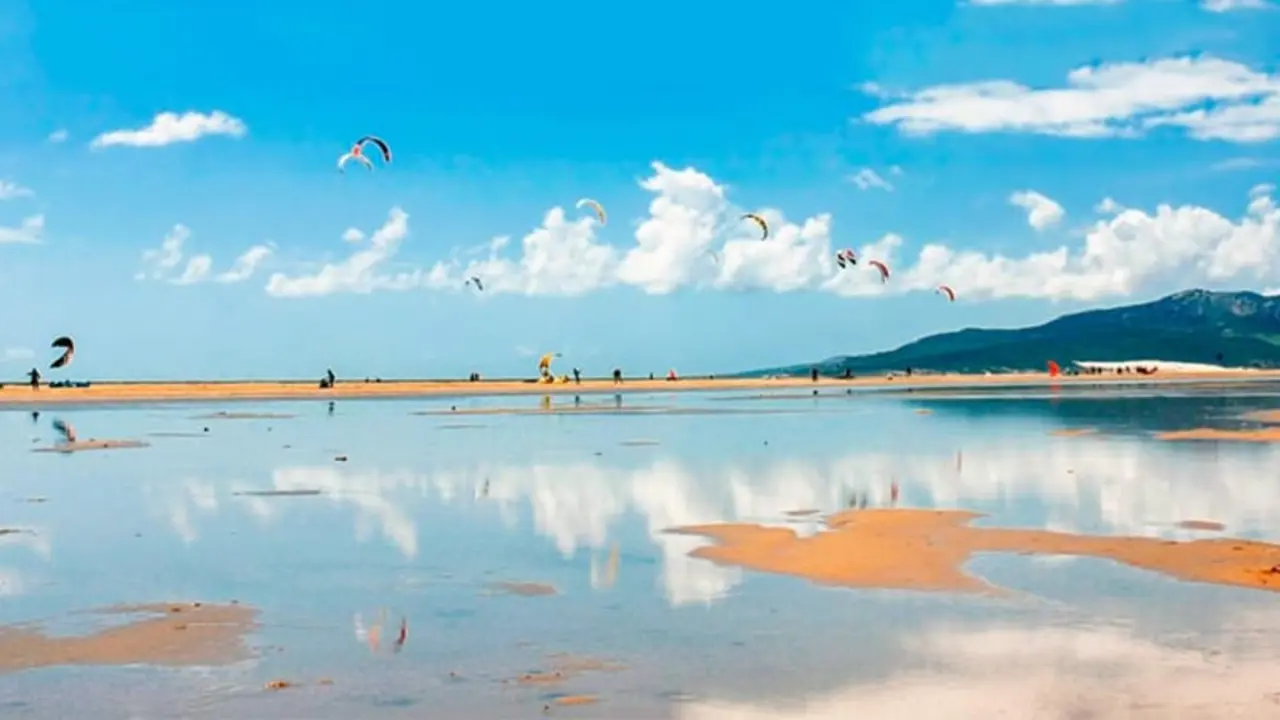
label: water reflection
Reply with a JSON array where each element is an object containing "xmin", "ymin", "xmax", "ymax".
[
  {"xmin": 677, "ymin": 614, "xmax": 1280, "ymax": 718},
  {"xmin": 146, "ymin": 433, "xmax": 1280, "ymax": 607}
]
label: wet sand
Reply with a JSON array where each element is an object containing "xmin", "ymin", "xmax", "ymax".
[
  {"xmin": 669, "ymin": 509, "xmax": 1280, "ymax": 595},
  {"xmin": 3, "ymin": 370, "xmax": 1279, "ymax": 407},
  {"xmin": 0, "ymin": 602, "xmax": 257, "ymax": 673}
]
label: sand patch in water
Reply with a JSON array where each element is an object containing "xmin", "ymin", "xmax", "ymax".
[
  {"xmin": 1242, "ymin": 410, "xmax": 1280, "ymax": 424},
  {"xmin": 489, "ymin": 581, "xmax": 558, "ymax": 597},
  {"xmin": 1050, "ymin": 428, "xmax": 1098, "ymax": 437},
  {"xmin": 669, "ymin": 508, "xmax": 1280, "ymax": 595},
  {"xmin": 1155, "ymin": 428, "xmax": 1280, "ymax": 443},
  {"xmin": 0, "ymin": 602, "xmax": 257, "ymax": 673},
  {"xmin": 32, "ymin": 439, "xmax": 149, "ymax": 453}
]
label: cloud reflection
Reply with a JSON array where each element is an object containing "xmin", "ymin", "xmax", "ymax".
[
  {"xmin": 158, "ymin": 435, "xmax": 1280, "ymax": 607},
  {"xmin": 676, "ymin": 620, "xmax": 1280, "ymax": 719}
]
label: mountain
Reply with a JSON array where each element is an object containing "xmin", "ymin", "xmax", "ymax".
[{"xmin": 741, "ymin": 290, "xmax": 1280, "ymax": 377}]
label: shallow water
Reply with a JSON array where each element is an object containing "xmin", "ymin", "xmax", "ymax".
[{"xmin": 3, "ymin": 389, "xmax": 1280, "ymax": 718}]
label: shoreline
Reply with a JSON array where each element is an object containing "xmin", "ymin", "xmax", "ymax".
[{"xmin": 2, "ymin": 370, "xmax": 1279, "ymax": 407}]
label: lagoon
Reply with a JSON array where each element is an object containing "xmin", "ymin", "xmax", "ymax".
[{"xmin": 2, "ymin": 388, "xmax": 1280, "ymax": 718}]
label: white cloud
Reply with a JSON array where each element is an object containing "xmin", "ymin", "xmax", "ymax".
[
  {"xmin": 848, "ymin": 168, "xmax": 894, "ymax": 191},
  {"xmin": 0, "ymin": 181, "xmax": 33, "ymax": 200},
  {"xmin": 216, "ymin": 245, "xmax": 273, "ymax": 283},
  {"xmin": 1009, "ymin": 190, "xmax": 1065, "ymax": 230},
  {"xmin": 136, "ymin": 224, "xmax": 271, "ymax": 285},
  {"xmin": 1094, "ymin": 197, "xmax": 1124, "ymax": 214},
  {"xmin": 1, "ymin": 347, "xmax": 34, "ymax": 362},
  {"xmin": 0, "ymin": 215, "xmax": 43, "ymax": 244},
  {"xmin": 1201, "ymin": 0, "xmax": 1272, "ymax": 11},
  {"xmin": 341, "ymin": 228, "xmax": 364, "ymax": 244},
  {"xmin": 46, "ymin": 129, "xmax": 67, "ymax": 144},
  {"xmin": 862, "ymin": 55, "xmax": 1280, "ymax": 143},
  {"xmin": 267, "ymin": 164, "xmax": 1280, "ymax": 302},
  {"xmin": 265, "ymin": 207, "xmax": 420, "ymax": 298},
  {"xmin": 90, "ymin": 110, "xmax": 247, "ymax": 149}
]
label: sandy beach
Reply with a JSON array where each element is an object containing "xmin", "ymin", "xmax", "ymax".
[{"xmin": 3, "ymin": 369, "xmax": 1280, "ymax": 407}]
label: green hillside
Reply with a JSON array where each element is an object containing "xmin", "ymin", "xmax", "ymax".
[{"xmin": 742, "ymin": 289, "xmax": 1280, "ymax": 377}]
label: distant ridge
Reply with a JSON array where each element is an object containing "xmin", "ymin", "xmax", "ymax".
[{"xmin": 740, "ymin": 289, "xmax": 1280, "ymax": 377}]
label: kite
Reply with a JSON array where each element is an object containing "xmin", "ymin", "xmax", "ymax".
[
  {"xmin": 576, "ymin": 198, "xmax": 607, "ymax": 225},
  {"xmin": 741, "ymin": 213, "xmax": 768, "ymax": 240},
  {"xmin": 337, "ymin": 135, "xmax": 392, "ymax": 172},
  {"xmin": 868, "ymin": 260, "xmax": 890, "ymax": 284},
  {"xmin": 50, "ymin": 336, "xmax": 74, "ymax": 369},
  {"xmin": 937, "ymin": 284, "xmax": 956, "ymax": 302}
]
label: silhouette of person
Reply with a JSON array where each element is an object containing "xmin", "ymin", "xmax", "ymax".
[{"xmin": 27, "ymin": 368, "xmax": 40, "ymax": 390}]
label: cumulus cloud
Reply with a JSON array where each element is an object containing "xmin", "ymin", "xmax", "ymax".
[
  {"xmin": 265, "ymin": 207, "xmax": 423, "ymax": 298},
  {"xmin": 1009, "ymin": 190, "xmax": 1065, "ymax": 230},
  {"xmin": 861, "ymin": 55, "xmax": 1280, "ymax": 143},
  {"xmin": 848, "ymin": 168, "xmax": 895, "ymax": 191},
  {"xmin": 46, "ymin": 129, "xmax": 67, "ymax": 144},
  {"xmin": 136, "ymin": 224, "xmax": 271, "ymax": 285},
  {"xmin": 0, "ymin": 181, "xmax": 33, "ymax": 200},
  {"xmin": 91, "ymin": 111, "xmax": 247, "ymax": 148},
  {"xmin": 0, "ymin": 215, "xmax": 43, "ymax": 244},
  {"xmin": 267, "ymin": 163, "xmax": 1280, "ymax": 303}
]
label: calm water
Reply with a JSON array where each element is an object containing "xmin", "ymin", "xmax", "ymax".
[{"xmin": 2, "ymin": 388, "xmax": 1280, "ymax": 718}]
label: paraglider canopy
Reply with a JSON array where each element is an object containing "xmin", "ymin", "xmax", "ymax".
[
  {"xmin": 49, "ymin": 336, "xmax": 74, "ymax": 369},
  {"xmin": 937, "ymin": 284, "xmax": 956, "ymax": 302},
  {"xmin": 538, "ymin": 352, "xmax": 562, "ymax": 373}
]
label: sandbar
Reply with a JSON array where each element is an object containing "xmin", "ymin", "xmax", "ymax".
[
  {"xmin": 490, "ymin": 581, "xmax": 558, "ymax": 597},
  {"xmin": 31, "ymin": 439, "xmax": 149, "ymax": 453},
  {"xmin": 669, "ymin": 509, "xmax": 1280, "ymax": 595},
  {"xmin": 2, "ymin": 370, "xmax": 1278, "ymax": 407},
  {"xmin": 1155, "ymin": 428, "xmax": 1280, "ymax": 443},
  {"xmin": 1049, "ymin": 428, "xmax": 1098, "ymax": 437},
  {"xmin": 0, "ymin": 602, "xmax": 257, "ymax": 673},
  {"xmin": 1242, "ymin": 410, "xmax": 1280, "ymax": 424}
]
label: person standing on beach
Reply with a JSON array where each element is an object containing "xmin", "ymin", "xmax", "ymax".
[
  {"xmin": 573, "ymin": 368, "xmax": 581, "ymax": 384},
  {"xmin": 27, "ymin": 368, "xmax": 40, "ymax": 390},
  {"xmin": 811, "ymin": 367, "xmax": 819, "ymax": 382},
  {"xmin": 326, "ymin": 368, "xmax": 336, "ymax": 387},
  {"xmin": 612, "ymin": 368, "xmax": 622, "ymax": 384}
]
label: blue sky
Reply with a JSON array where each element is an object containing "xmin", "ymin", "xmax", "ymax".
[{"xmin": 0, "ymin": 0, "xmax": 1277, "ymax": 380}]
